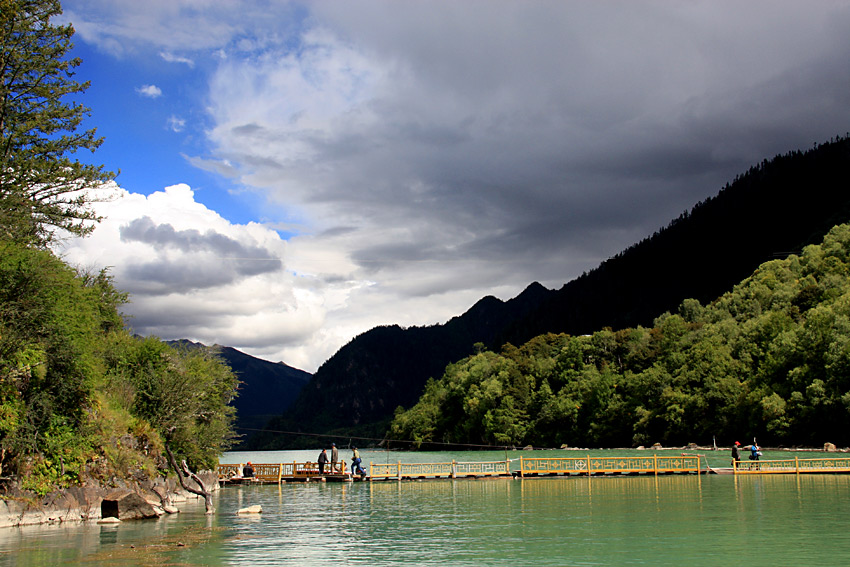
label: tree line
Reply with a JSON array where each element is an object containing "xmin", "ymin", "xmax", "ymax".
[
  {"xmin": 390, "ymin": 223, "xmax": 850, "ymax": 449},
  {"xmin": 1, "ymin": 0, "xmax": 238, "ymax": 497}
]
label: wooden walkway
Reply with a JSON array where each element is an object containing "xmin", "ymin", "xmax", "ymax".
[
  {"xmin": 218, "ymin": 455, "xmax": 850, "ymax": 485},
  {"xmin": 219, "ymin": 461, "xmax": 356, "ymax": 484},
  {"xmin": 733, "ymin": 456, "xmax": 850, "ymax": 474},
  {"xmin": 516, "ymin": 455, "xmax": 702, "ymax": 476},
  {"xmin": 369, "ymin": 460, "xmax": 511, "ymax": 480}
]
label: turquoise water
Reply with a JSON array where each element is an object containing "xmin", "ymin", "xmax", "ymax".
[{"xmin": 2, "ymin": 449, "xmax": 850, "ymax": 566}]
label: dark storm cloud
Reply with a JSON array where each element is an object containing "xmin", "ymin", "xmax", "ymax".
[
  {"xmin": 204, "ymin": 2, "xmax": 850, "ymax": 303},
  {"xmin": 117, "ymin": 217, "xmax": 283, "ymax": 294},
  {"xmin": 120, "ymin": 216, "xmax": 282, "ymax": 278}
]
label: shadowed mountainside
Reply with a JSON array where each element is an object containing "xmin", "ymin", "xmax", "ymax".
[{"xmin": 168, "ymin": 340, "xmax": 311, "ymax": 438}]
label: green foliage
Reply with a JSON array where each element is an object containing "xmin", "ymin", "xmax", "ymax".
[
  {"xmin": 0, "ymin": 238, "xmax": 238, "ymax": 490},
  {"xmin": 390, "ymin": 223, "xmax": 850, "ymax": 448},
  {"xmin": 1, "ymin": 0, "xmax": 114, "ymax": 246}
]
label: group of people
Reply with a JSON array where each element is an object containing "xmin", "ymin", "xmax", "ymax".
[
  {"xmin": 232, "ymin": 445, "xmax": 368, "ymax": 480},
  {"xmin": 316, "ymin": 443, "xmax": 368, "ymax": 478},
  {"xmin": 731, "ymin": 440, "xmax": 762, "ymax": 465}
]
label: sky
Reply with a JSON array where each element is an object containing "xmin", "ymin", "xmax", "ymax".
[{"xmin": 54, "ymin": 1, "xmax": 850, "ymax": 373}]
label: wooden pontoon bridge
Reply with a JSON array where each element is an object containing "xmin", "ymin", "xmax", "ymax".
[{"xmin": 218, "ymin": 454, "xmax": 850, "ymax": 485}]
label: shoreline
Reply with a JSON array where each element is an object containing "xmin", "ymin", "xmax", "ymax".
[{"xmin": 0, "ymin": 471, "xmax": 217, "ymax": 529}]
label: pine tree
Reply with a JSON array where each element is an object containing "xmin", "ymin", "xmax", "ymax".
[{"xmin": 0, "ymin": 0, "xmax": 113, "ymax": 245}]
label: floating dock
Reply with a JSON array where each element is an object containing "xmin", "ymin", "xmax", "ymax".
[
  {"xmin": 218, "ymin": 454, "xmax": 850, "ymax": 485},
  {"xmin": 219, "ymin": 461, "xmax": 359, "ymax": 484},
  {"xmin": 732, "ymin": 456, "xmax": 850, "ymax": 474}
]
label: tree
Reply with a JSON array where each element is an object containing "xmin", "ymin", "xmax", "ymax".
[{"xmin": 1, "ymin": 0, "xmax": 114, "ymax": 245}]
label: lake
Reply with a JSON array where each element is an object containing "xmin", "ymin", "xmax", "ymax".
[{"xmin": 2, "ymin": 449, "xmax": 849, "ymax": 566}]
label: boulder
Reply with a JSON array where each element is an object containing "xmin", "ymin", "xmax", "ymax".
[
  {"xmin": 101, "ymin": 491, "xmax": 160, "ymax": 521},
  {"xmin": 237, "ymin": 505, "xmax": 263, "ymax": 515},
  {"xmin": 825, "ymin": 442, "xmax": 838, "ymax": 452}
]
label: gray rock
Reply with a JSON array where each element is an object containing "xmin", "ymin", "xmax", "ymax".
[{"xmin": 101, "ymin": 491, "xmax": 160, "ymax": 521}]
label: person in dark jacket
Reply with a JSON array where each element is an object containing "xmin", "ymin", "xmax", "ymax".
[
  {"xmin": 318, "ymin": 449, "xmax": 329, "ymax": 475},
  {"xmin": 731, "ymin": 441, "xmax": 741, "ymax": 466},
  {"xmin": 243, "ymin": 462, "xmax": 254, "ymax": 478},
  {"xmin": 330, "ymin": 443, "xmax": 339, "ymax": 473}
]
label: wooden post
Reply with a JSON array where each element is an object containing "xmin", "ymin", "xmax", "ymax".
[
  {"xmin": 795, "ymin": 455, "xmax": 799, "ymax": 475},
  {"xmin": 587, "ymin": 455, "xmax": 591, "ymax": 477},
  {"xmin": 653, "ymin": 454, "xmax": 658, "ymax": 476},
  {"xmin": 278, "ymin": 464, "xmax": 283, "ymax": 484},
  {"xmin": 398, "ymin": 461, "xmax": 402, "ymax": 481},
  {"xmin": 519, "ymin": 455, "xmax": 524, "ymax": 478},
  {"xmin": 451, "ymin": 460, "xmax": 456, "ymax": 479}
]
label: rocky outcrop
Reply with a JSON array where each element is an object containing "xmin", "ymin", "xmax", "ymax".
[{"xmin": 0, "ymin": 470, "xmax": 218, "ymax": 528}]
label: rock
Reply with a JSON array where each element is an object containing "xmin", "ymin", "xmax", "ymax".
[
  {"xmin": 163, "ymin": 505, "xmax": 180, "ymax": 514},
  {"xmin": 97, "ymin": 517, "xmax": 121, "ymax": 524},
  {"xmin": 0, "ymin": 469, "xmax": 220, "ymax": 528},
  {"xmin": 237, "ymin": 505, "xmax": 263, "ymax": 515},
  {"xmin": 559, "ymin": 444, "xmax": 569, "ymax": 449},
  {"xmin": 651, "ymin": 443, "xmax": 663, "ymax": 450},
  {"xmin": 101, "ymin": 491, "xmax": 160, "ymax": 521},
  {"xmin": 825, "ymin": 442, "xmax": 837, "ymax": 452},
  {"xmin": 636, "ymin": 446, "xmax": 645, "ymax": 450}
]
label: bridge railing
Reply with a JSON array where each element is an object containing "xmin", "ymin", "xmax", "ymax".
[
  {"xmin": 370, "ymin": 460, "xmax": 511, "ymax": 480},
  {"xmin": 517, "ymin": 455, "xmax": 701, "ymax": 476},
  {"xmin": 218, "ymin": 461, "xmax": 348, "ymax": 482},
  {"xmin": 734, "ymin": 457, "xmax": 850, "ymax": 474}
]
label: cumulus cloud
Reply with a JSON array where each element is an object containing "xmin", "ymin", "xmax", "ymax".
[
  {"xmin": 136, "ymin": 84, "xmax": 162, "ymax": 98},
  {"xmin": 56, "ymin": 183, "xmax": 476, "ymax": 371}
]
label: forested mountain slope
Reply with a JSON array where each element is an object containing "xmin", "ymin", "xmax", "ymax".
[
  {"xmin": 498, "ymin": 136, "xmax": 850, "ymax": 346},
  {"xmin": 168, "ymin": 341, "xmax": 311, "ymax": 437},
  {"xmin": 391, "ymin": 223, "xmax": 850, "ymax": 448},
  {"xmin": 251, "ymin": 137, "xmax": 850, "ymax": 449}
]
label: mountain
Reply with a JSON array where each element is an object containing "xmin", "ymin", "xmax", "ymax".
[
  {"xmin": 496, "ymin": 136, "xmax": 850, "ymax": 346},
  {"xmin": 167, "ymin": 340, "xmax": 311, "ymax": 437},
  {"xmin": 250, "ymin": 136, "xmax": 850, "ymax": 449}
]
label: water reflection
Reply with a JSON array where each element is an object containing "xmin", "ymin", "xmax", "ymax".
[{"xmin": 3, "ymin": 469, "xmax": 850, "ymax": 565}]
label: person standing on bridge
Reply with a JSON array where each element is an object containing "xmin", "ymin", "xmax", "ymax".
[
  {"xmin": 352, "ymin": 447, "xmax": 366, "ymax": 477},
  {"xmin": 318, "ymin": 449, "xmax": 329, "ymax": 475},
  {"xmin": 731, "ymin": 441, "xmax": 741, "ymax": 466},
  {"xmin": 331, "ymin": 443, "xmax": 339, "ymax": 473}
]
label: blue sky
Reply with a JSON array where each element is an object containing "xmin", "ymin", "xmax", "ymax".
[
  {"xmin": 55, "ymin": 1, "xmax": 850, "ymax": 372},
  {"xmin": 71, "ymin": 40, "xmax": 268, "ymax": 227}
]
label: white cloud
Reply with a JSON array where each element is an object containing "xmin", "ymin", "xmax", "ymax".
[
  {"xmin": 56, "ymin": 183, "xmax": 487, "ymax": 372},
  {"xmin": 136, "ymin": 84, "xmax": 162, "ymax": 98},
  {"xmin": 159, "ymin": 51, "xmax": 195, "ymax": 67},
  {"xmin": 167, "ymin": 115, "xmax": 186, "ymax": 132}
]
